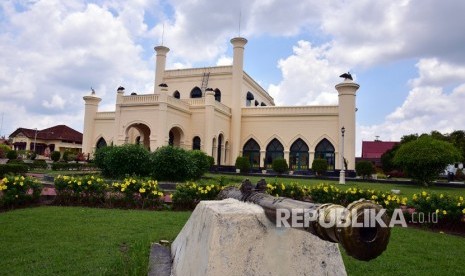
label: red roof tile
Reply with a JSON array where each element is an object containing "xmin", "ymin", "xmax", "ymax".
[{"xmin": 9, "ymin": 125, "xmax": 82, "ymax": 143}]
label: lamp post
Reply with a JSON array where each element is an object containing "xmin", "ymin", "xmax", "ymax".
[
  {"xmin": 33, "ymin": 128, "xmax": 38, "ymax": 153},
  {"xmin": 339, "ymin": 126, "xmax": 345, "ymax": 184}
]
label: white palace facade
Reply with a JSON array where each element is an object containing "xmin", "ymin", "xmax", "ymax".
[{"xmin": 82, "ymin": 37, "xmax": 359, "ymax": 172}]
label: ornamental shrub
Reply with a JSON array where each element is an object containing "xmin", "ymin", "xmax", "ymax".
[
  {"xmin": 188, "ymin": 150, "xmax": 212, "ymax": 180},
  {"xmin": 97, "ymin": 144, "xmax": 151, "ymax": 178},
  {"xmin": 311, "ymin": 159, "xmax": 328, "ymax": 176},
  {"xmin": 6, "ymin": 150, "xmax": 18, "ymax": 160},
  {"xmin": 355, "ymin": 161, "xmax": 375, "ymax": 179},
  {"xmin": 50, "ymin": 151, "xmax": 61, "ymax": 162},
  {"xmin": 272, "ymin": 158, "xmax": 288, "ymax": 174},
  {"xmin": 235, "ymin": 156, "xmax": 251, "ymax": 173},
  {"xmin": 172, "ymin": 182, "xmax": 225, "ymax": 210},
  {"xmin": 150, "ymin": 146, "xmax": 192, "ymax": 182}
]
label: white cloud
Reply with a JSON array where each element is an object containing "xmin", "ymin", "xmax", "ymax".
[
  {"xmin": 42, "ymin": 95, "xmax": 66, "ymax": 110},
  {"xmin": 267, "ymin": 41, "xmax": 346, "ymax": 105},
  {"xmin": 410, "ymin": 58, "xmax": 465, "ymax": 87},
  {"xmin": 216, "ymin": 55, "xmax": 232, "ymax": 66}
]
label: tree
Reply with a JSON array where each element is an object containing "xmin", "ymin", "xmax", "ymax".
[
  {"xmin": 393, "ymin": 136, "xmax": 462, "ymax": 186},
  {"xmin": 355, "ymin": 161, "xmax": 375, "ymax": 179},
  {"xmin": 380, "ymin": 144, "xmax": 401, "ymax": 173},
  {"xmin": 150, "ymin": 146, "xmax": 192, "ymax": 182},
  {"xmin": 50, "ymin": 151, "xmax": 61, "ymax": 162}
]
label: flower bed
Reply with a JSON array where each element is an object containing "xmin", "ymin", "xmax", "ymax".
[
  {"xmin": 54, "ymin": 175, "xmax": 164, "ymax": 209},
  {"xmin": 0, "ymin": 175, "xmax": 42, "ymax": 210}
]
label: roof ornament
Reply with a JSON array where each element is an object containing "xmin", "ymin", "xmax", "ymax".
[
  {"xmin": 91, "ymin": 87, "xmax": 96, "ymax": 95},
  {"xmin": 339, "ymin": 72, "xmax": 353, "ymax": 80}
]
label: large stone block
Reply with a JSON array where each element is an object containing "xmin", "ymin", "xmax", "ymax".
[{"xmin": 171, "ymin": 198, "xmax": 347, "ymax": 276}]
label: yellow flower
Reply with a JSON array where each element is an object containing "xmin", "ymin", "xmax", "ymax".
[
  {"xmin": 19, "ymin": 182, "xmax": 24, "ymax": 186},
  {"xmin": 139, "ymin": 188, "xmax": 146, "ymax": 193},
  {"xmin": 421, "ymin": 191, "xmax": 427, "ymax": 197},
  {"xmin": 462, "ymin": 208, "xmax": 465, "ymax": 214},
  {"xmin": 384, "ymin": 200, "xmax": 389, "ymax": 206},
  {"xmin": 458, "ymin": 202, "xmax": 462, "ymax": 207},
  {"xmin": 426, "ymin": 197, "xmax": 430, "ymax": 201},
  {"xmin": 440, "ymin": 194, "xmax": 444, "ymax": 199},
  {"xmin": 323, "ymin": 187, "xmax": 329, "ymax": 193},
  {"xmin": 121, "ymin": 188, "xmax": 126, "ymax": 192},
  {"xmin": 158, "ymin": 192, "xmax": 163, "ymax": 196},
  {"xmin": 87, "ymin": 181, "xmax": 92, "ymax": 185},
  {"xmin": 371, "ymin": 195, "xmax": 378, "ymax": 200},
  {"xmin": 460, "ymin": 196, "xmax": 464, "ymax": 202},
  {"xmin": 281, "ymin": 184, "xmax": 285, "ymax": 190},
  {"xmin": 77, "ymin": 181, "xmax": 82, "ymax": 186},
  {"xmin": 435, "ymin": 209, "xmax": 439, "ymax": 214},
  {"xmin": 413, "ymin": 194, "xmax": 418, "ymax": 200},
  {"xmin": 442, "ymin": 210, "xmax": 447, "ymax": 215},
  {"xmin": 387, "ymin": 195, "xmax": 392, "ymax": 201}
]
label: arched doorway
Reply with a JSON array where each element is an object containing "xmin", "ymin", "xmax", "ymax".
[
  {"xmin": 168, "ymin": 127, "xmax": 184, "ymax": 147},
  {"xmin": 315, "ymin": 138, "xmax": 335, "ymax": 170},
  {"xmin": 243, "ymin": 138, "xmax": 260, "ymax": 169},
  {"xmin": 217, "ymin": 134, "xmax": 223, "ymax": 165},
  {"xmin": 265, "ymin": 138, "xmax": 284, "ymax": 168},
  {"xmin": 126, "ymin": 123, "xmax": 151, "ymax": 149},
  {"xmin": 214, "ymin": 88, "xmax": 221, "ymax": 102},
  {"xmin": 192, "ymin": 136, "xmax": 201, "ymax": 150},
  {"xmin": 190, "ymin": 87, "xmax": 202, "ymax": 98},
  {"xmin": 290, "ymin": 138, "xmax": 309, "ymax": 171},
  {"xmin": 96, "ymin": 137, "xmax": 107, "ymax": 149}
]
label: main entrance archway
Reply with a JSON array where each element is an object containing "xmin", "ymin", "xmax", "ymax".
[
  {"xmin": 169, "ymin": 126, "xmax": 184, "ymax": 147},
  {"xmin": 125, "ymin": 123, "xmax": 151, "ymax": 149}
]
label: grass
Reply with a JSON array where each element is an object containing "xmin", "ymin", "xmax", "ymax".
[
  {"xmin": 1, "ymin": 207, "xmax": 464, "ymax": 275},
  {"xmin": 342, "ymin": 227, "xmax": 465, "ymax": 275},
  {"xmin": 0, "ymin": 206, "xmax": 190, "ymax": 275},
  {"xmin": 203, "ymin": 173, "xmax": 465, "ymax": 198}
]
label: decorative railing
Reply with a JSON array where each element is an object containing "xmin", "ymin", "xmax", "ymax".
[
  {"xmin": 183, "ymin": 98, "xmax": 205, "ymax": 106},
  {"xmin": 121, "ymin": 94, "xmax": 159, "ymax": 104},
  {"xmin": 167, "ymin": 96, "xmax": 191, "ymax": 110},
  {"xmin": 241, "ymin": 105, "xmax": 339, "ymax": 116},
  {"xmin": 214, "ymin": 101, "xmax": 231, "ymax": 115},
  {"xmin": 164, "ymin": 66, "xmax": 232, "ymax": 78},
  {"xmin": 95, "ymin": 112, "xmax": 115, "ymax": 119}
]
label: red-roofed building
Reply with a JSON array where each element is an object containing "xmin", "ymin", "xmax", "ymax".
[
  {"xmin": 358, "ymin": 140, "xmax": 399, "ymax": 167},
  {"xmin": 9, "ymin": 125, "xmax": 82, "ymax": 156}
]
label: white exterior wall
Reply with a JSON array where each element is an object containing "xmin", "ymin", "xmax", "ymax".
[{"xmin": 82, "ymin": 37, "xmax": 358, "ymax": 169}]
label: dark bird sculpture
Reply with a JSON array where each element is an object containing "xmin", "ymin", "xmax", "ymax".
[
  {"xmin": 91, "ymin": 87, "xmax": 95, "ymax": 95},
  {"xmin": 158, "ymin": 83, "xmax": 168, "ymax": 87},
  {"xmin": 339, "ymin": 72, "xmax": 353, "ymax": 80},
  {"xmin": 117, "ymin": 86, "xmax": 125, "ymax": 91}
]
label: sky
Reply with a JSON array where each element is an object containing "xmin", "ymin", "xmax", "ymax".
[{"xmin": 1, "ymin": 0, "xmax": 465, "ymax": 156}]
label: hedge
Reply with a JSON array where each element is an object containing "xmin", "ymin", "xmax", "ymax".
[
  {"xmin": 0, "ymin": 164, "xmax": 29, "ymax": 177},
  {"xmin": 51, "ymin": 163, "xmax": 99, "ymax": 171}
]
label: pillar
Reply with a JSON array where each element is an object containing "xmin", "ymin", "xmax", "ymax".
[
  {"xmin": 154, "ymin": 45, "xmax": 170, "ymax": 93},
  {"xmin": 230, "ymin": 37, "xmax": 247, "ymax": 163},
  {"xmin": 204, "ymin": 89, "xmax": 216, "ymax": 157},
  {"xmin": 82, "ymin": 93, "xmax": 102, "ymax": 155},
  {"xmin": 335, "ymin": 79, "xmax": 359, "ymax": 170},
  {"xmin": 156, "ymin": 93, "xmax": 168, "ymax": 148}
]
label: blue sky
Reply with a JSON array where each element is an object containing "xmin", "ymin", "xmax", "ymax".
[{"xmin": 1, "ymin": 0, "xmax": 465, "ymax": 155}]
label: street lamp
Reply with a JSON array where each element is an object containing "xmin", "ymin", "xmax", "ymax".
[
  {"xmin": 33, "ymin": 128, "xmax": 38, "ymax": 154},
  {"xmin": 339, "ymin": 126, "xmax": 345, "ymax": 184}
]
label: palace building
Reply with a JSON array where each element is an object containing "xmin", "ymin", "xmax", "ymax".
[{"xmin": 82, "ymin": 37, "xmax": 359, "ymax": 172}]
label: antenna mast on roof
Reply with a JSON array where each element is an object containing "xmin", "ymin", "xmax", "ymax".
[
  {"xmin": 161, "ymin": 23, "xmax": 165, "ymax": 46},
  {"xmin": 238, "ymin": 10, "xmax": 242, "ymax": 37}
]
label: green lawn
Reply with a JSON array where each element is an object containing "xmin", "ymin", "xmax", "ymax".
[
  {"xmin": 0, "ymin": 207, "xmax": 190, "ymax": 275},
  {"xmin": 204, "ymin": 173, "xmax": 465, "ymax": 198},
  {"xmin": 1, "ymin": 206, "xmax": 464, "ymax": 275}
]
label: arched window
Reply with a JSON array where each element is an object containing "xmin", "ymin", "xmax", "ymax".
[
  {"xmin": 246, "ymin": 92, "xmax": 254, "ymax": 106},
  {"xmin": 265, "ymin": 138, "xmax": 284, "ymax": 168},
  {"xmin": 260, "ymin": 102, "xmax": 267, "ymax": 106},
  {"xmin": 255, "ymin": 100, "xmax": 259, "ymax": 106},
  {"xmin": 214, "ymin": 88, "xmax": 221, "ymax": 102},
  {"xmin": 243, "ymin": 138, "xmax": 260, "ymax": 169},
  {"xmin": 190, "ymin": 87, "xmax": 202, "ymax": 98},
  {"xmin": 315, "ymin": 138, "xmax": 335, "ymax": 170},
  {"xmin": 173, "ymin": 90, "xmax": 180, "ymax": 99},
  {"xmin": 192, "ymin": 136, "xmax": 201, "ymax": 150},
  {"xmin": 290, "ymin": 138, "xmax": 309, "ymax": 171},
  {"xmin": 217, "ymin": 134, "xmax": 223, "ymax": 165},
  {"xmin": 96, "ymin": 137, "xmax": 107, "ymax": 149}
]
